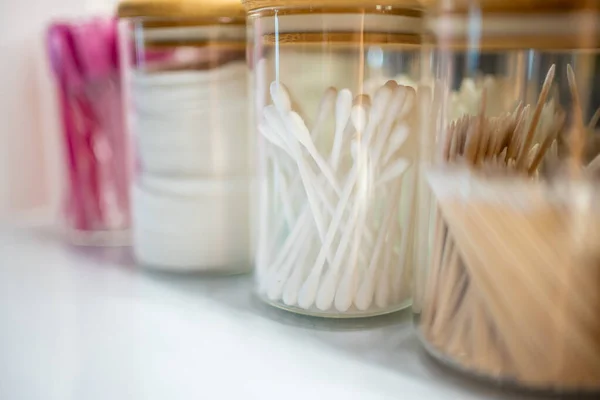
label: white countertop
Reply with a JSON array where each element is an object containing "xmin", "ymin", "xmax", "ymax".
[{"xmin": 0, "ymin": 226, "xmax": 542, "ymax": 400}]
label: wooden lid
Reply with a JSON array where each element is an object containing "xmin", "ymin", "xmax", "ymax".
[
  {"xmin": 426, "ymin": 0, "xmax": 599, "ymax": 14},
  {"xmin": 242, "ymin": 0, "xmax": 423, "ymax": 12},
  {"xmin": 118, "ymin": 0, "xmax": 245, "ymax": 19},
  {"xmin": 427, "ymin": 0, "xmax": 599, "ymax": 49}
]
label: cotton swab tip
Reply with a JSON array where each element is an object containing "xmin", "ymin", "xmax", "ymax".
[
  {"xmin": 372, "ymin": 85, "xmax": 393, "ymax": 119},
  {"xmin": 336, "ymin": 88, "xmax": 353, "ymax": 113},
  {"xmin": 334, "ymin": 271, "xmax": 356, "ymax": 312},
  {"xmin": 355, "ymin": 274, "xmax": 376, "ymax": 311},
  {"xmin": 384, "ymin": 79, "xmax": 399, "ymax": 90},
  {"xmin": 315, "ymin": 270, "xmax": 339, "ymax": 311},
  {"xmin": 270, "ymin": 81, "xmax": 292, "ymax": 113},
  {"xmin": 351, "ymin": 104, "xmax": 369, "ymax": 133},
  {"xmin": 398, "ymin": 86, "xmax": 416, "ymax": 120},
  {"xmin": 298, "ymin": 271, "xmax": 321, "ymax": 310}
]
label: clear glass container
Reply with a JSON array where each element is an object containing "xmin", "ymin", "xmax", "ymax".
[
  {"xmin": 415, "ymin": 0, "xmax": 600, "ymax": 393},
  {"xmin": 246, "ymin": 0, "xmax": 424, "ymax": 317},
  {"xmin": 48, "ymin": 18, "xmax": 131, "ymax": 246},
  {"xmin": 118, "ymin": 0, "xmax": 253, "ymax": 273}
]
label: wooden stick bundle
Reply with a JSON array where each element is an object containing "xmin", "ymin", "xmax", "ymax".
[{"xmin": 419, "ymin": 65, "xmax": 600, "ymax": 391}]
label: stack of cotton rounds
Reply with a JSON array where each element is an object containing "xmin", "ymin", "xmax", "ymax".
[{"xmin": 131, "ymin": 61, "xmax": 252, "ymax": 272}]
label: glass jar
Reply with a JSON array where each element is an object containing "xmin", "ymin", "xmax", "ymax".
[
  {"xmin": 48, "ymin": 18, "xmax": 131, "ymax": 246},
  {"xmin": 118, "ymin": 0, "xmax": 253, "ymax": 273},
  {"xmin": 246, "ymin": 0, "xmax": 424, "ymax": 317},
  {"xmin": 415, "ymin": 0, "xmax": 600, "ymax": 393}
]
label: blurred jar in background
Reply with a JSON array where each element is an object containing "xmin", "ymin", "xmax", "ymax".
[
  {"xmin": 414, "ymin": 0, "xmax": 600, "ymax": 393},
  {"xmin": 47, "ymin": 18, "xmax": 131, "ymax": 246},
  {"xmin": 118, "ymin": 0, "xmax": 253, "ymax": 273}
]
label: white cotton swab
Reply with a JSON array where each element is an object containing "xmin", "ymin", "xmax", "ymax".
[
  {"xmin": 296, "ymin": 85, "xmax": 407, "ymax": 311},
  {"xmin": 263, "ymin": 106, "xmax": 331, "ymax": 256},
  {"xmin": 372, "ymin": 85, "xmax": 412, "ymax": 161},
  {"xmin": 367, "ymin": 83, "xmax": 395, "ymax": 142},
  {"xmin": 331, "ymin": 104, "xmax": 373, "ymax": 312},
  {"xmin": 279, "ymin": 153, "xmax": 375, "ymax": 307},
  {"xmin": 375, "ymin": 202, "xmax": 400, "ymax": 309},
  {"xmin": 266, "ymin": 223, "xmax": 312, "ymax": 300},
  {"xmin": 256, "ymin": 177, "xmax": 271, "ymax": 278},
  {"xmin": 382, "ymin": 123, "xmax": 409, "ymax": 166},
  {"xmin": 271, "ymin": 87, "xmax": 338, "ymax": 205},
  {"xmin": 296, "ymin": 162, "xmax": 361, "ymax": 309},
  {"xmin": 314, "ymin": 104, "xmax": 371, "ymax": 311},
  {"xmin": 314, "ymin": 199, "xmax": 362, "ymax": 311},
  {"xmin": 281, "ymin": 192, "xmax": 371, "ymax": 307},
  {"xmin": 289, "ymin": 112, "xmax": 342, "ymax": 196},
  {"xmin": 270, "ymin": 83, "xmax": 343, "ymax": 198},
  {"xmin": 397, "ymin": 86, "xmax": 416, "ymax": 121},
  {"xmin": 258, "ymin": 123, "xmax": 293, "ymax": 158},
  {"xmin": 273, "ymin": 162, "xmax": 296, "ymax": 228},
  {"xmin": 333, "ymin": 86, "xmax": 402, "ymax": 312},
  {"xmin": 377, "ymin": 159, "xmax": 411, "ymax": 187},
  {"xmin": 311, "ymin": 87, "xmax": 338, "ymax": 141},
  {"xmin": 315, "ymin": 87, "xmax": 393, "ymax": 309},
  {"xmin": 354, "ymin": 179, "xmax": 404, "ymax": 311},
  {"xmin": 269, "ymin": 162, "xmax": 379, "ymax": 305},
  {"xmin": 270, "ymin": 81, "xmax": 292, "ymax": 114},
  {"xmin": 280, "ymin": 237, "xmax": 315, "ymax": 305},
  {"xmin": 261, "ymin": 208, "xmax": 311, "ymax": 290},
  {"xmin": 330, "ymin": 89, "xmax": 354, "ymax": 170}
]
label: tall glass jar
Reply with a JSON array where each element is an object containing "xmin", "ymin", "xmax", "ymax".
[
  {"xmin": 118, "ymin": 0, "xmax": 253, "ymax": 273},
  {"xmin": 246, "ymin": 0, "xmax": 424, "ymax": 317},
  {"xmin": 415, "ymin": 0, "xmax": 600, "ymax": 393},
  {"xmin": 48, "ymin": 18, "xmax": 130, "ymax": 246}
]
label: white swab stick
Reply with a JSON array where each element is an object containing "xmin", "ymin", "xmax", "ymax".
[
  {"xmin": 324, "ymin": 88, "xmax": 397, "ymax": 311},
  {"xmin": 375, "ymin": 204, "xmax": 401, "ymax": 309},
  {"xmin": 334, "ymin": 186, "xmax": 371, "ymax": 312},
  {"xmin": 266, "ymin": 223, "xmax": 313, "ymax": 300},
  {"xmin": 274, "ymin": 162, "xmax": 296, "ymax": 228},
  {"xmin": 298, "ymin": 92, "xmax": 393, "ymax": 310},
  {"xmin": 263, "ymin": 209, "xmax": 312, "ymax": 282},
  {"xmin": 354, "ymin": 180, "xmax": 403, "ymax": 311},
  {"xmin": 263, "ymin": 107, "xmax": 333, "ymax": 260},
  {"xmin": 330, "ymin": 89, "xmax": 354, "ymax": 170},
  {"xmin": 270, "ymin": 81, "xmax": 292, "ymax": 114},
  {"xmin": 270, "ymin": 83, "xmax": 342, "ymax": 195},
  {"xmin": 372, "ymin": 86, "xmax": 411, "ymax": 161},
  {"xmin": 289, "ymin": 112, "xmax": 342, "ymax": 196},
  {"xmin": 382, "ymin": 123, "xmax": 410, "ymax": 166},
  {"xmin": 314, "ymin": 188, "xmax": 362, "ymax": 311},
  {"xmin": 311, "ymin": 87, "xmax": 338, "ymax": 141},
  {"xmin": 377, "ymin": 159, "xmax": 411, "ymax": 187},
  {"xmin": 256, "ymin": 177, "xmax": 271, "ymax": 278},
  {"xmin": 258, "ymin": 123, "xmax": 293, "ymax": 157},
  {"xmin": 297, "ymin": 163, "xmax": 360, "ymax": 309}
]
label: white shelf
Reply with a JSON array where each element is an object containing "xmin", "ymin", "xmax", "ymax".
[{"xmin": 0, "ymin": 226, "xmax": 533, "ymax": 400}]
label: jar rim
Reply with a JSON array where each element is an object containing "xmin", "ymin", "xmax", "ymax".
[
  {"xmin": 118, "ymin": 0, "xmax": 246, "ymax": 20},
  {"xmin": 425, "ymin": 0, "xmax": 599, "ymax": 14},
  {"xmin": 242, "ymin": 0, "xmax": 423, "ymax": 13},
  {"xmin": 428, "ymin": 11, "xmax": 600, "ymax": 50}
]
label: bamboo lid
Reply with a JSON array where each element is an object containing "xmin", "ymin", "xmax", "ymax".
[
  {"xmin": 118, "ymin": 0, "xmax": 245, "ymax": 19},
  {"xmin": 427, "ymin": 0, "xmax": 600, "ymax": 49},
  {"xmin": 426, "ymin": 0, "xmax": 599, "ymax": 14},
  {"xmin": 242, "ymin": 0, "xmax": 423, "ymax": 12}
]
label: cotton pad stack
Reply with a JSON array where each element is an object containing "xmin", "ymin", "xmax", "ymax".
[
  {"xmin": 130, "ymin": 61, "xmax": 252, "ymax": 272},
  {"xmin": 117, "ymin": 0, "xmax": 252, "ymax": 273}
]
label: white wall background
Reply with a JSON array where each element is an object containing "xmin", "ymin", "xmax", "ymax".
[{"xmin": 0, "ymin": 0, "xmax": 117, "ymax": 223}]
